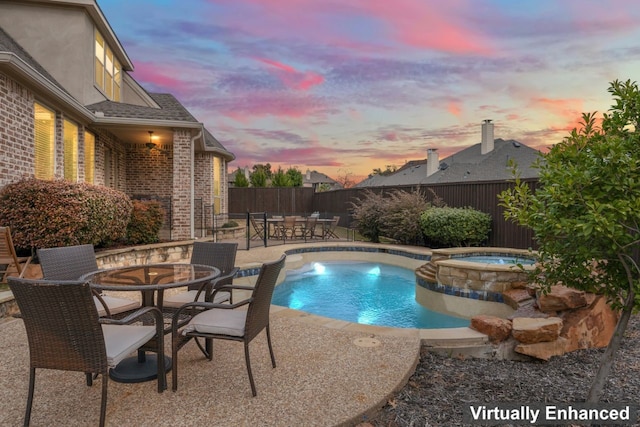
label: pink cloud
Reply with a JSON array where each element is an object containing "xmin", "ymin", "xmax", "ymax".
[
  {"xmin": 256, "ymin": 58, "xmax": 324, "ymax": 91},
  {"xmin": 131, "ymin": 61, "xmax": 191, "ymax": 93}
]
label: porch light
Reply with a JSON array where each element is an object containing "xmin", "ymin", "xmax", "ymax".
[{"xmin": 146, "ymin": 131, "xmax": 156, "ymax": 150}]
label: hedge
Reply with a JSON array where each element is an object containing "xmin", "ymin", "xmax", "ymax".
[
  {"xmin": 0, "ymin": 178, "xmax": 132, "ymax": 250},
  {"xmin": 420, "ymin": 207, "xmax": 491, "ymax": 247}
]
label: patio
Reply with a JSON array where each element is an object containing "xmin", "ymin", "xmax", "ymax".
[{"xmin": 0, "ymin": 243, "xmax": 422, "ymax": 427}]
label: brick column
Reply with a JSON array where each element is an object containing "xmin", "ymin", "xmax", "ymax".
[{"xmin": 171, "ymin": 129, "xmax": 193, "ymax": 240}]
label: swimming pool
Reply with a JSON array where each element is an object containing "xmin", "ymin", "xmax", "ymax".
[{"xmin": 272, "ymin": 261, "xmax": 470, "ymax": 329}]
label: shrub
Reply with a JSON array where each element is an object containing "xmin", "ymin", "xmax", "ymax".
[
  {"xmin": 379, "ymin": 189, "xmax": 431, "ymax": 245},
  {"xmin": 221, "ymin": 220, "xmax": 239, "ymax": 228},
  {"xmin": 126, "ymin": 200, "xmax": 165, "ymax": 244},
  {"xmin": 0, "ymin": 178, "xmax": 132, "ymax": 250},
  {"xmin": 420, "ymin": 207, "xmax": 491, "ymax": 247},
  {"xmin": 349, "ymin": 189, "xmax": 386, "ymax": 242}
]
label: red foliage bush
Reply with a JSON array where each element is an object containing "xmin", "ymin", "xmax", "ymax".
[
  {"xmin": 0, "ymin": 178, "xmax": 132, "ymax": 250},
  {"xmin": 126, "ymin": 200, "xmax": 165, "ymax": 244}
]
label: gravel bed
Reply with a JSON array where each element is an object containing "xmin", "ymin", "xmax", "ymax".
[{"xmin": 367, "ymin": 315, "xmax": 640, "ymax": 427}]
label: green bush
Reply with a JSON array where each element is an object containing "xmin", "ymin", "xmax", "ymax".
[
  {"xmin": 420, "ymin": 207, "xmax": 491, "ymax": 247},
  {"xmin": 221, "ymin": 220, "xmax": 239, "ymax": 228},
  {"xmin": 126, "ymin": 200, "xmax": 165, "ymax": 245},
  {"xmin": 0, "ymin": 178, "xmax": 132, "ymax": 250}
]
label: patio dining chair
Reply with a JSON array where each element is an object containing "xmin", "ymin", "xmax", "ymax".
[
  {"xmin": 323, "ymin": 216, "xmax": 341, "ymax": 239},
  {"xmin": 250, "ymin": 215, "xmax": 266, "ymax": 241},
  {"xmin": 37, "ymin": 244, "xmax": 140, "ymax": 317},
  {"xmin": 0, "ymin": 226, "xmax": 32, "ymax": 282},
  {"xmin": 8, "ymin": 277, "xmax": 166, "ymax": 427},
  {"xmin": 171, "ymin": 254, "xmax": 286, "ymax": 396},
  {"xmin": 279, "ymin": 216, "xmax": 300, "ymax": 240},
  {"xmin": 300, "ymin": 216, "xmax": 318, "ymax": 241},
  {"xmin": 163, "ymin": 242, "xmax": 239, "ymax": 357}
]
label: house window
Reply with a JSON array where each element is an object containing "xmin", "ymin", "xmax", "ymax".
[
  {"xmin": 34, "ymin": 103, "xmax": 55, "ymax": 180},
  {"xmin": 94, "ymin": 29, "xmax": 121, "ymax": 101},
  {"xmin": 63, "ymin": 120, "xmax": 79, "ymax": 181},
  {"xmin": 84, "ymin": 131, "xmax": 95, "ymax": 184},
  {"xmin": 213, "ymin": 157, "xmax": 222, "ymax": 214}
]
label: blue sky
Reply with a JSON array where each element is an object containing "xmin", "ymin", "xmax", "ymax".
[{"xmin": 99, "ymin": 0, "xmax": 640, "ymax": 180}]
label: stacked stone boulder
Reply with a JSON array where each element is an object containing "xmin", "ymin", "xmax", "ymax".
[{"xmin": 470, "ymin": 283, "xmax": 619, "ymax": 361}]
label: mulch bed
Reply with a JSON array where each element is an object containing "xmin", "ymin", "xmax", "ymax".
[{"xmin": 366, "ymin": 315, "xmax": 640, "ymax": 426}]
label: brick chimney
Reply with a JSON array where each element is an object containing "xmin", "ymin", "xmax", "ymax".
[
  {"xmin": 481, "ymin": 119, "xmax": 494, "ymax": 155},
  {"xmin": 426, "ymin": 148, "xmax": 439, "ymax": 177}
]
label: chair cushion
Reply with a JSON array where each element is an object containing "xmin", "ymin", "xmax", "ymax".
[
  {"xmin": 182, "ymin": 308, "xmax": 247, "ymax": 337},
  {"xmin": 94, "ymin": 295, "xmax": 141, "ymax": 317},
  {"xmin": 102, "ymin": 324, "xmax": 156, "ymax": 367},
  {"xmin": 163, "ymin": 289, "xmax": 231, "ymax": 309}
]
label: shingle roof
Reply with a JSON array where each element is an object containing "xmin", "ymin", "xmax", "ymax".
[
  {"xmin": 356, "ymin": 139, "xmax": 542, "ymax": 187},
  {"xmin": 86, "ymin": 93, "xmax": 199, "ymax": 122}
]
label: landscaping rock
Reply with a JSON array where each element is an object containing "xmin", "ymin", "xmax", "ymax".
[
  {"xmin": 470, "ymin": 315, "xmax": 512, "ymax": 343},
  {"xmin": 514, "ymin": 337, "xmax": 568, "ymax": 361},
  {"xmin": 560, "ymin": 295, "xmax": 619, "ymax": 352},
  {"xmin": 512, "ymin": 317, "xmax": 563, "ymax": 344},
  {"xmin": 537, "ymin": 285, "xmax": 587, "ymax": 312},
  {"xmin": 502, "ymin": 288, "xmax": 533, "ymax": 310}
]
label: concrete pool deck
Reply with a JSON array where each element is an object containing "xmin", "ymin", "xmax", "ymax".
[{"xmin": 0, "ymin": 242, "xmax": 491, "ymax": 426}]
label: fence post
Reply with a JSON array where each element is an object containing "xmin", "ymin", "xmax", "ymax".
[
  {"xmin": 246, "ymin": 211, "xmax": 250, "ymax": 250},
  {"xmin": 262, "ymin": 212, "xmax": 267, "ymax": 247}
]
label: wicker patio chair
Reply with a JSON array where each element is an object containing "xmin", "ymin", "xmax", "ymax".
[
  {"xmin": 37, "ymin": 244, "xmax": 140, "ymax": 317},
  {"xmin": 0, "ymin": 226, "xmax": 32, "ymax": 282},
  {"xmin": 8, "ymin": 277, "xmax": 166, "ymax": 427},
  {"xmin": 171, "ymin": 254, "xmax": 286, "ymax": 396},
  {"xmin": 163, "ymin": 242, "xmax": 239, "ymax": 357}
]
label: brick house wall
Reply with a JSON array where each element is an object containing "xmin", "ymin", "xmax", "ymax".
[
  {"xmin": 126, "ymin": 143, "xmax": 173, "ymax": 197},
  {"xmin": 172, "ymin": 129, "xmax": 192, "ymax": 239},
  {"xmin": 0, "ymin": 72, "xmax": 34, "ymax": 187}
]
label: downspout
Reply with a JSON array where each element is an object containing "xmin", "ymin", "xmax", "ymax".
[{"xmin": 190, "ymin": 129, "xmax": 203, "ymax": 239}]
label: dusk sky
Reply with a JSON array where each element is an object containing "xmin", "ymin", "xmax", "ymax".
[{"xmin": 99, "ymin": 0, "xmax": 640, "ymax": 181}]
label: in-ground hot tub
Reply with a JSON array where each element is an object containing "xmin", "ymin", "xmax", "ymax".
[{"xmin": 415, "ymin": 247, "xmax": 537, "ymax": 319}]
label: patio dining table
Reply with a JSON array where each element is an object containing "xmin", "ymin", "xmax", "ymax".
[
  {"xmin": 266, "ymin": 217, "xmax": 333, "ymax": 239},
  {"xmin": 81, "ymin": 263, "xmax": 220, "ymax": 383}
]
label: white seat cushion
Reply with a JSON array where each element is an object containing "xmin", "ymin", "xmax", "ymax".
[
  {"xmin": 102, "ymin": 324, "xmax": 156, "ymax": 367},
  {"xmin": 163, "ymin": 289, "xmax": 231, "ymax": 309},
  {"xmin": 94, "ymin": 295, "xmax": 141, "ymax": 317},
  {"xmin": 182, "ymin": 308, "xmax": 247, "ymax": 337}
]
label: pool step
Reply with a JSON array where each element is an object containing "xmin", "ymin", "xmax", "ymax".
[{"xmin": 415, "ymin": 262, "xmax": 437, "ymax": 283}]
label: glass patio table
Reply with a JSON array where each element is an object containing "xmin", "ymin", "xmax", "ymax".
[{"xmin": 81, "ymin": 263, "xmax": 220, "ymax": 383}]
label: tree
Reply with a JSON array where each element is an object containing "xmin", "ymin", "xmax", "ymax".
[
  {"xmin": 499, "ymin": 79, "xmax": 640, "ymax": 403},
  {"xmin": 271, "ymin": 167, "xmax": 291, "ymax": 187},
  {"xmin": 252, "ymin": 163, "xmax": 272, "ymax": 179},
  {"xmin": 249, "ymin": 168, "xmax": 268, "ymax": 187},
  {"xmin": 370, "ymin": 165, "xmax": 398, "ymax": 177},
  {"xmin": 335, "ymin": 169, "xmax": 356, "ymax": 188},
  {"xmin": 286, "ymin": 167, "xmax": 303, "ymax": 187},
  {"xmin": 233, "ymin": 167, "xmax": 249, "ymax": 187}
]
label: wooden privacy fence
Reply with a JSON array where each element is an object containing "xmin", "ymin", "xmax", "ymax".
[{"xmin": 229, "ymin": 179, "xmax": 539, "ymax": 249}]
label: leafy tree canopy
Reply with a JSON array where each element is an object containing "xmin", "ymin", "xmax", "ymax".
[
  {"xmin": 499, "ymin": 79, "xmax": 640, "ymax": 402},
  {"xmin": 233, "ymin": 167, "xmax": 249, "ymax": 187}
]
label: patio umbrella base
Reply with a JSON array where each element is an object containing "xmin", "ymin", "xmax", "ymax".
[{"xmin": 109, "ymin": 353, "xmax": 172, "ymax": 383}]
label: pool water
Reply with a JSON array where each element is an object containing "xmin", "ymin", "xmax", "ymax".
[
  {"xmin": 272, "ymin": 261, "xmax": 469, "ymax": 329},
  {"xmin": 455, "ymin": 255, "xmax": 535, "ymax": 265}
]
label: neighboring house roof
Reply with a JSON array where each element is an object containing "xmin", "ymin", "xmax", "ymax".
[
  {"xmin": 304, "ymin": 170, "xmax": 341, "ymax": 186},
  {"xmin": 356, "ymin": 139, "xmax": 542, "ymax": 187}
]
